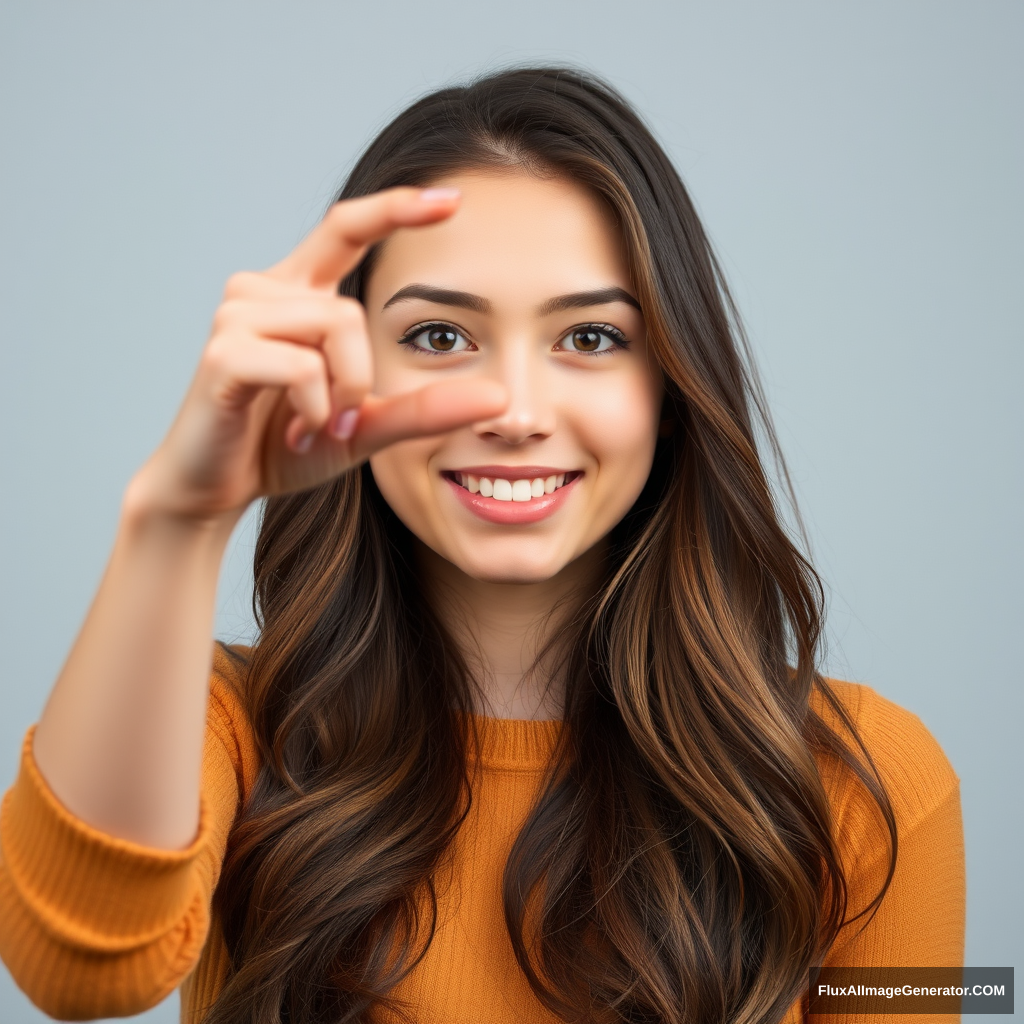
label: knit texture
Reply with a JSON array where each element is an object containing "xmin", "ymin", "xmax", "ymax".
[{"xmin": 0, "ymin": 644, "xmax": 964, "ymax": 1023}]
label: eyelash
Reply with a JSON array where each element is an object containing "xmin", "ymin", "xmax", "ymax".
[
  {"xmin": 397, "ymin": 321, "xmax": 472, "ymax": 357},
  {"xmin": 397, "ymin": 321, "xmax": 631, "ymax": 356},
  {"xmin": 566, "ymin": 323, "xmax": 630, "ymax": 355}
]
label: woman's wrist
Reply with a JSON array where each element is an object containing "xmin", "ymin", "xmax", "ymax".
[{"xmin": 121, "ymin": 461, "xmax": 247, "ymax": 542}]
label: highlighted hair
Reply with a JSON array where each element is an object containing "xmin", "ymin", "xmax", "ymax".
[{"xmin": 209, "ymin": 66, "xmax": 895, "ymax": 1024}]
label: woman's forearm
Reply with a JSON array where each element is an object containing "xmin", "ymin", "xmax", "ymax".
[
  {"xmin": 31, "ymin": 485, "xmax": 239, "ymax": 851},
  {"xmin": 27, "ymin": 187, "xmax": 496, "ymax": 855}
]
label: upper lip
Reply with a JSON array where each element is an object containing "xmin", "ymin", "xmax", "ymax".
[{"xmin": 445, "ymin": 465, "xmax": 578, "ymax": 479}]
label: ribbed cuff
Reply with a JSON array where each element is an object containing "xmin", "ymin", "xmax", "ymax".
[{"xmin": 0, "ymin": 725, "xmax": 211, "ymax": 952}]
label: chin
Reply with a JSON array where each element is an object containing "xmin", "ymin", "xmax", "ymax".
[{"xmin": 448, "ymin": 545, "xmax": 573, "ymax": 586}]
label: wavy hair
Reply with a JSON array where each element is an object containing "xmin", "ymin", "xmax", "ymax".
[{"xmin": 207, "ymin": 66, "xmax": 896, "ymax": 1024}]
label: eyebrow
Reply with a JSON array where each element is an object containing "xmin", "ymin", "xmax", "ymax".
[
  {"xmin": 538, "ymin": 287, "xmax": 642, "ymax": 315},
  {"xmin": 382, "ymin": 285, "xmax": 491, "ymax": 313},
  {"xmin": 381, "ymin": 283, "xmax": 642, "ymax": 315}
]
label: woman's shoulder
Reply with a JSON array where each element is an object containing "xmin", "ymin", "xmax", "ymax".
[{"xmin": 809, "ymin": 677, "xmax": 960, "ymax": 835}]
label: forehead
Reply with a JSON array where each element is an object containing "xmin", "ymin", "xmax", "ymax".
[{"xmin": 365, "ymin": 168, "xmax": 631, "ymax": 310}]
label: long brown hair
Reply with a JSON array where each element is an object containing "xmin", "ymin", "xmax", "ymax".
[{"xmin": 209, "ymin": 66, "xmax": 896, "ymax": 1024}]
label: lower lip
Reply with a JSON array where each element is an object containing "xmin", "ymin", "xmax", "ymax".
[{"xmin": 445, "ymin": 475, "xmax": 581, "ymax": 524}]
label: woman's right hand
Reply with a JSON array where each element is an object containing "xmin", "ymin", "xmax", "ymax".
[{"xmin": 128, "ymin": 187, "xmax": 507, "ymax": 525}]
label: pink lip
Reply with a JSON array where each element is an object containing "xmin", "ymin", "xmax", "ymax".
[{"xmin": 444, "ymin": 473, "xmax": 582, "ymax": 525}]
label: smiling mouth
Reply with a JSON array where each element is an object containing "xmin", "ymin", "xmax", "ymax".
[{"xmin": 443, "ymin": 470, "xmax": 582, "ymax": 502}]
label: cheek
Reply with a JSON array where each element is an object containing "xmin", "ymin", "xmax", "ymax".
[
  {"xmin": 575, "ymin": 371, "xmax": 661, "ymax": 485},
  {"xmin": 368, "ymin": 437, "xmax": 439, "ymax": 535}
]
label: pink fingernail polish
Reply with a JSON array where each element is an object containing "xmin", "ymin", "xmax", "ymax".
[
  {"xmin": 295, "ymin": 433, "xmax": 315, "ymax": 454},
  {"xmin": 419, "ymin": 187, "xmax": 460, "ymax": 202},
  {"xmin": 331, "ymin": 408, "xmax": 359, "ymax": 440}
]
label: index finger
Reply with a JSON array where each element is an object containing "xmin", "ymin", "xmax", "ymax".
[{"xmin": 268, "ymin": 187, "xmax": 461, "ymax": 289}]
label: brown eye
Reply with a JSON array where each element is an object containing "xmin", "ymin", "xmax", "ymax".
[
  {"xmin": 572, "ymin": 329, "xmax": 602, "ymax": 351},
  {"xmin": 428, "ymin": 328, "xmax": 458, "ymax": 350},
  {"xmin": 555, "ymin": 325, "xmax": 628, "ymax": 355},
  {"xmin": 402, "ymin": 324, "xmax": 473, "ymax": 354}
]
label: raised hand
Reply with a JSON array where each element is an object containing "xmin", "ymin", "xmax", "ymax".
[{"xmin": 131, "ymin": 187, "xmax": 507, "ymax": 522}]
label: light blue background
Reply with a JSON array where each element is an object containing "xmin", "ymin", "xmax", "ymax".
[{"xmin": 1, "ymin": 2, "xmax": 1019, "ymax": 1020}]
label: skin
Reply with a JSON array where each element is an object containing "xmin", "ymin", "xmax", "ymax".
[
  {"xmin": 365, "ymin": 170, "xmax": 663, "ymax": 716},
  {"xmin": 30, "ymin": 171, "xmax": 662, "ymax": 851}
]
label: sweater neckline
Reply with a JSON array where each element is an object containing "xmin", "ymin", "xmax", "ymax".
[{"xmin": 463, "ymin": 712, "xmax": 562, "ymax": 771}]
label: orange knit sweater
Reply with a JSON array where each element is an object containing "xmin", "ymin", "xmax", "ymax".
[{"xmin": 0, "ymin": 645, "xmax": 964, "ymax": 1023}]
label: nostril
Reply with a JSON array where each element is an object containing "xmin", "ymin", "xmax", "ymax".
[{"xmin": 476, "ymin": 427, "xmax": 551, "ymax": 444}]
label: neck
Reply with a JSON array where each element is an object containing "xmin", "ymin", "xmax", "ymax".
[{"xmin": 416, "ymin": 542, "xmax": 607, "ymax": 721}]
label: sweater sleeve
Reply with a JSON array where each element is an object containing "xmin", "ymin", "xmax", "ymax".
[
  {"xmin": 0, "ymin": 644, "xmax": 255, "ymax": 1021},
  {"xmin": 809, "ymin": 682, "xmax": 966, "ymax": 1024}
]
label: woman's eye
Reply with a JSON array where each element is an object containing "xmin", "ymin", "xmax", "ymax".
[
  {"xmin": 555, "ymin": 325, "xmax": 628, "ymax": 355},
  {"xmin": 401, "ymin": 325, "xmax": 473, "ymax": 354}
]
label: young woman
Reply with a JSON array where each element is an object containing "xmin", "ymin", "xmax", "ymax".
[{"xmin": 0, "ymin": 67, "xmax": 963, "ymax": 1024}]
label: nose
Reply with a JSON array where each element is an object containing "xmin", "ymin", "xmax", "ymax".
[{"xmin": 473, "ymin": 343, "xmax": 556, "ymax": 445}]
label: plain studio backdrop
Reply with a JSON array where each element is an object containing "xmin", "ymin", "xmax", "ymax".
[{"xmin": 1, "ymin": 2, "xmax": 1020, "ymax": 1021}]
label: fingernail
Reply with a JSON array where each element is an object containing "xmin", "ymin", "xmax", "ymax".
[
  {"xmin": 331, "ymin": 408, "xmax": 360, "ymax": 440},
  {"xmin": 419, "ymin": 187, "xmax": 460, "ymax": 202},
  {"xmin": 294, "ymin": 432, "xmax": 315, "ymax": 454}
]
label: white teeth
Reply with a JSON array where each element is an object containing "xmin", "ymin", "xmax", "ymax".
[
  {"xmin": 455, "ymin": 472, "xmax": 573, "ymax": 500},
  {"xmin": 511, "ymin": 479, "xmax": 533, "ymax": 502}
]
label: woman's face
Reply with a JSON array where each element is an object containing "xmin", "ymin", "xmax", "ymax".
[{"xmin": 365, "ymin": 168, "xmax": 663, "ymax": 584}]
